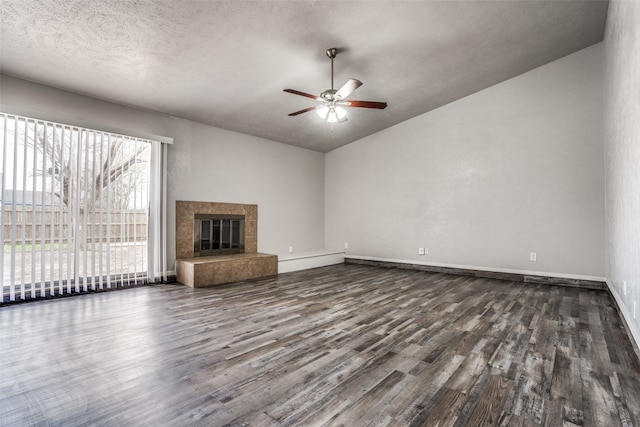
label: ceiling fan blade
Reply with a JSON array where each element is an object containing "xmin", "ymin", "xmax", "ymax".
[
  {"xmin": 284, "ymin": 89, "xmax": 321, "ymax": 101},
  {"xmin": 288, "ymin": 105, "xmax": 321, "ymax": 116},
  {"xmin": 334, "ymin": 79, "xmax": 362, "ymax": 100},
  {"xmin": 341, "ymin": 100, "xmax": 388, "ymax": 109}
]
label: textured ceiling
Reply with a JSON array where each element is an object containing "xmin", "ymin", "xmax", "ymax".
[{"xmin": 0, "ymin": 0, "xmax": 609, "ymax": 152}]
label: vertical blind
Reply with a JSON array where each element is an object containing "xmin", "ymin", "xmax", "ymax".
[{"xmin": 0, "ymin": 112, "xmax": 167, "ymax": 302}]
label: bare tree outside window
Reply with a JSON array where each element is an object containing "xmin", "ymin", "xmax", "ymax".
[{"xmin": 29, "ymin": 126, "xmax": 149, "ymax": 212}]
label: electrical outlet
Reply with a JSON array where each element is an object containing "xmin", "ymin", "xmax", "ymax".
[
  {"xmin": 530, "ymin": 252, "xmax": 537, "ymax": 262},
  {"xmin": 425, "ymin": 248, "xmax": 429, "ymax": 255},
  {"xmin": 344, "ymin": 242, "xmax": 349, "ymax": 249},
  {"xmin": 418, "ymin": 248, "xmax": 425, "ymax": 255},
  {"xmin": 623, "ymin": 281, "xmax": 627, "ymax": 295},
  {"xmin": 288, "ymin": 246, "xmax": 293, "ymax": 253}
]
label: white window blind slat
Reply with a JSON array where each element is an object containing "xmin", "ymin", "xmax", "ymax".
[
  {"xmin": 30, "ymin": 122, "xmax": 37, "ymax": 298},
  {"xmin": 9, "ymin": 118, "xmax": 18, "ymax": 301},
  {"xmin": 106, "ymin": 133, "xmax": 112, "ymax": 289},
  {"xmin": 20, "ymin": 119, "xmax": 28, "ymax": 300},
  {"xmin": 48, "ymin": 123, "xmax": 56, "ymax": 296},
  {"xmin": 39, "ymin": 122, "xmax": 46, "ymax": 296},
  {"xmin": 97, "ymin": 132, "xmax": 104, "ymax": 290},
  {"xmin": 56, "ymin": 125, "xmax": 64, "ymax": 296},
  {"xmin": 0, "ymin": 118, "xmax": 7, "ymax": 303},
  {"xmin": 65, "ymin": 127, "xmax": 73, "ymax": 294},
  {"xmin": 133, "ymin": 140, "xmax": 138, "ymax": 285},
  {"xmin": 82, "ymin": 130, "xmax": 88, "ymax": 291},
  {"xmin": 120, "ymin": 141, "xmax": 125, "ymax": 285}
]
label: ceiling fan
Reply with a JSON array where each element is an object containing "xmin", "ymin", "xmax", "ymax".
[{"xmin": 284, "ymin": 48, "xmax": 387, "ymax": 123}]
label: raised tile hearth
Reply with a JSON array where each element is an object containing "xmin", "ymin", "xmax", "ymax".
[
  {"xmin": 175, "ymin": 201, "xmax": 277, "ymax": 287},
  {"xmin": 176, "ymin": 253, "xmax": 277, "ymax": 288}
]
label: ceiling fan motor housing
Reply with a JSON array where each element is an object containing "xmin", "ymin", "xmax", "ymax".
[{"xmin": 321, "ymin": 89, "xmax": 338, "ymax": 101}]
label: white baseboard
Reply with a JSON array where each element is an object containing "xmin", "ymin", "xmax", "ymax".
[
  {"xmin": 345, "ymin": 255, "xmax": 606, "ymax": 282},
  {"xmin": 278, "ymin": 250, "xmax": 344, "ymax": 274},
  {"xmin": 608, "ymin": 281, "xmax": 640, "ymax": 354}
]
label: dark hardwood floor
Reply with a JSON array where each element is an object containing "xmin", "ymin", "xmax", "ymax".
[{"xmin": 1, "ymin": 264, "xmax": 639, "ymax": 426}]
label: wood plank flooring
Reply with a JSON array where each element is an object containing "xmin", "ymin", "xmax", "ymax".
[{"xmin": 1, "ymin": 264, "xmax": 639, "ymax": 426}]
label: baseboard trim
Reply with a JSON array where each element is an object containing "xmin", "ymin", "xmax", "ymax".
[
  {"xmin": 278, "ymin": 250, "xmax": 345, "ymax": 274},
  {"xmin": 345, "ymin": 256, "xmax": 607, "ymax": 290},
  {"xmin": 607, "ymin": 282, "xmax": 640, "ymax": 358}
]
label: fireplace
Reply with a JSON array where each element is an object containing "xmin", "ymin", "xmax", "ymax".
[
  {"xmin": 193, "ymin": 214, "xmax": 245, "ymax": 256},
  {"xmin": 175, "ymin": 200, "xmax": 258, "ymax": 259},
  {"xmin": 176, "ymin": 201, "xmax": 277, "ymax": 288}
]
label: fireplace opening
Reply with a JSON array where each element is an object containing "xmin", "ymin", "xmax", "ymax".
[{"xmin": 194, "ymin": 214, "xmax": 245, "ymax": 256}]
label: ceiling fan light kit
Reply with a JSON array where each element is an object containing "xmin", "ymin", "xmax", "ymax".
[
  {"xmin": 317, "ymin": 105, "xmax": 347, "ymax": 123},
  {"xmin": 284, "ymin": 48, "xmax": 387, "ymax": 124}
]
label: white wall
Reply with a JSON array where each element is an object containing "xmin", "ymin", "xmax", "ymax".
[
  {"xmin": 604, "ymin": 0, "xmax": 640, "ymax": 347},
  {"xmin": 0, "ymin": 75, "xmax": 326, "ymax": 272},
  {"xmin": 326, "ymin": 44, "xmax": 605, "ymax": 279}
]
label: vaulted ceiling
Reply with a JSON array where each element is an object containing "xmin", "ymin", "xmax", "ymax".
[{"xmin": 0, "ymin": 0, "xmax": 609, "ymax": 152}]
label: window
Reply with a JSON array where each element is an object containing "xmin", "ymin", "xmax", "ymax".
[{"xmin": 0, "ymin": 112, "xmax": 168, "ymax": 302}]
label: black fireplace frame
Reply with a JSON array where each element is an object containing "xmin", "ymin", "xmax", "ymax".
[{"xmin": 193, "ymin": 214, "xmax": 245, "ymax": 256}]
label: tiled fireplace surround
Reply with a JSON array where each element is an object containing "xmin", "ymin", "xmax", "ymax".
[{"xmin": 175, "ymin": 201, "xmax": 277, "ymax": 287}]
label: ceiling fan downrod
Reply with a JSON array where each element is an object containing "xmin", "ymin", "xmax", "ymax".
[{"xmin": 326, "ymin": 48, "xmax": 337, "ymax": 91}]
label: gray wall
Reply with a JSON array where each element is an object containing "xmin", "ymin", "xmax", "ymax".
[
  {"xmin": 604, "ymin": 0, "xmax": 640, "ymax": 347},
  {"xmin": 0, "ymin": 75, "xmax": 326, "ymax": 272},
  {"xmin": 326, "ymin": 44, "xmax": 605, "ymax": 279}
]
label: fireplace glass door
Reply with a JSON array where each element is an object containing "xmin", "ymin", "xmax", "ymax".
[{"xmin": 194, "ymin": 214, "xmax": 244, "ymax": 256}]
